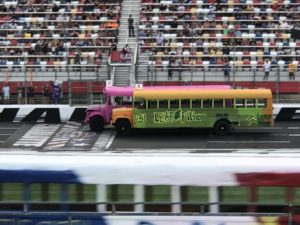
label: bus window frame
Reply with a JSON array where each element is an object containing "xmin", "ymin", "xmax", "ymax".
[
  {"xmin": 245, "ymin": 99, "xmax": 256, "ymax": 108},
  {"xmin": 134, "ymin": 98, "xmax": 146, "ymax": 109},
  {"xmin": 235, "ymin": 99, "xmax": 245, "ymax": 108},
  {"xmin": 148, "ymin": 100, "xmax": 158, "ymax": 109},
  {"xmin": 203, "ymin": 99, "xmax": 212, "ymax": 108},
  {"xmin": 224, "ymin": 99, "xmax": 234, "ymax": 108},
  {"xmin": 170, "ymin": 99, "xmax": 180, "ymax": 109},
  {"xmin": 181, "ymin": 99, "xmax": 191, "ymax": 109},
  {"xmin": 214, "ymin": 99, "xmax": 224, "ymax": 109},
  {"xmin": 192, "ymin": 99, "xmax": 201, "ymax": 109},
  {"xmin": 257, "ymin": 98, "xmax": 267, "ymax": 108},
  {"xmin": 159, "ymin": 99, "xmax": 169, "ymax": 109}
]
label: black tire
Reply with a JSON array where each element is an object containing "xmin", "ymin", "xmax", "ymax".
[
  {"xmin": 116, "ymin": 119, "xmax": 131, "ymax": 136},
  {"xmin": 214, "ymin": 120, "xmax": 232, "ymax": 136},
  {"xmin": 89, "ymin": 116, "xmax": 104, "ymax": 132}
]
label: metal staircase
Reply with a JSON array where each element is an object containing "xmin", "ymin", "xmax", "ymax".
[{"xmin": 111, "ymin": 0, "xmax": 141, "ymax": 86}]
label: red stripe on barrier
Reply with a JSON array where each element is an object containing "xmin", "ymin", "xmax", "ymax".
[{"xmin": 236, "ymin": 173, "xmax": 300, "ymax": 186}]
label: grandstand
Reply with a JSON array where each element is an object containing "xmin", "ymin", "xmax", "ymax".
[{"xmin": 0, "ymin": 0, "xmax": 299, "ymax": 102}]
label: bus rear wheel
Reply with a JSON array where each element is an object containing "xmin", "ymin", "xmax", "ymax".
[
  {"xmin": 214, "ymin": 120, "xmax": 232, "ymax": 136},
  {"xmin": 116, "ymin": 119, "xmax": 131, "ymax": 136},
  {"xmin": 90, "ymin": 116, "xmax": 104, "ymax": 132}
]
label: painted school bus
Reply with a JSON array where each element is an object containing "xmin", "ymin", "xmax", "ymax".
[
  {"xmin": 85, "ymin": 82, "xmax": 230, "ymax": 132},
  {"xmin": 112, "ymin": 89, "xmax": 273, "ymax": 135}
]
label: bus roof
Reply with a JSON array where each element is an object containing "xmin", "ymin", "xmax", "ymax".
[
  {"xmin": 104, "ymin": 86, "xmax": 134, "ymax": 97},
  {"xmin": 134, "ymin": 89, "xmax": 272, "ymax": 100},
  {"xmin": 105, "ymin": 85, "xmax": 231, "ymax": 97}
]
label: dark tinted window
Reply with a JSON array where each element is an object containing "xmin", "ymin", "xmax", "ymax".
[
  {"xmin": 246, "ymin": 99, "xmax": 256, "ymax": 108},
  {"xmin": 170, "ymin": 100, "xmax": 179, "ymax": 109},
  {"xmin": 148, "ymin": 100, "xmax": 158, "ymax": 109},
  {"xmin": 181, "ymin": 99, "xmax": 190, "ymax": 108},
  {"xmin": 159, "ymin": 100, "xmax": 168, "ymax": 109},
  {"xmin": 192, "ymin": 99, "xmax": 201, "ymax": 108},
  {"xmin": 214, "ymin": 99, "xmax": 223, "ymax": 108},
  {"xmin": 235, "ymin": 99, "xmax": 245, "ymax": 108},
  {"xmin": 203, "ymin": 99, "xmax": 212, "ymax": 108}
]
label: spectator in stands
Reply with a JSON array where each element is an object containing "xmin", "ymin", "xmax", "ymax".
[
  {"xmin": 167, "ymin": 61, "xmax": 173, "ymax": 80},
  {"xmin": 75, "ymin": 49, "xmax": 81, "ymax": 65},
  {"xmin": 288, "ymin": 61, "xmax": 297, "ymax": 80},
  {"xmin": 28, "ymin": 84, "xmax": 35, "ymax": 104},
  {"xmin": 155, "ymin": 32, "xmax": 164, "ymax": 46},
  {"xmin": 128, "ymin": 14, "xmax": 135, "ymax": 37},
  {"xmin": 17, "ymin": 82, "xmax": 23, "ymax": 104},
  {"xmin": 43, "ymin": 84, "xmax": 50, "ymax": 104},
  {"xmin": 223, "ymin": 60, "xmax": 230, "ymax": 82},
  {"xmin": 263, "ymin": 59, "xmax": 271, "ymax": 81},
  {"xmin": 111, "ymin": 42, "xmax": 117, "ymax": 52},
  {"xmin": 2, "ymin": 83, "xmax": 10, "ymax": 104},
  {"xmin": 121, "ymin": 44, "xmax": 131, "ymax": 59},
  {"xmin": 52, "ymin": 81, "xmax": 61, "ymax": 104},
  {"xmin": 138, "ymin": 29, "xmax": 146, "ymax": 38}
]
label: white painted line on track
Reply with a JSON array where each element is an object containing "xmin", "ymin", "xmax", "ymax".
[
  {"xmin": 288, "ymin": 127, "xmax": 300, "ymax": 130},
  {"xmin": 43, "ymin": 124, "xmax": 79, "ymax": 150},
  {"xmin": 237, "ymin": 127, "xmax": 283, "ymax": 130},
  {"xmin": 14, "ymin": 124, "xmax": 60, "ymax": 147},
  {"xmin": 208, "ymin": 141, "xmax": 290, "ymax": 144},
  {"xmin": 91, "ymin": 130, "xmax": 115, "ymax": 151},
  {"xmin": 0, "ymin": 134, "xmax": 11, "ymax": 136},
  {"xmin": 289, "ymin": 134, "xmax": 300, "ymax": 137},
  {"xmin": 105, "ymin": 131, "xmax": 116, "ymax": 150},
  {"xmin": 0, "ymin": 127, "xmax": 19, "ymax": 130}
]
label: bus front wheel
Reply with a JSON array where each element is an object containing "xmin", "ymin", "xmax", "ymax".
[
  {"xmin": 116, "ymin": 119, "xmax": 131, "ymax": 136},
  {"xmin": 90, "ymin": 116, "xmax": 104, "ymax": 132},
  {"xmin": 214, "ymin": 120, "xmax": 232, "ymax": 136}
]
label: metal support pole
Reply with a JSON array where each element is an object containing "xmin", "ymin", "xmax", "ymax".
[{"xmin": 276, "ymin": 58, "xmax": 280, "ymax": 103}]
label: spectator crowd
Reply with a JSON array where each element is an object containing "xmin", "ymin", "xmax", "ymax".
[
  {"xmin": 138, "ymin": 0, "xmax": 300, "ymax": 80},
  {"xmin": 0, "ymin": 0, "xmax": 122, "ymax": 69}
]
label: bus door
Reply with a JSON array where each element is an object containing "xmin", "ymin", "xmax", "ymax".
[{"xmin": 133, "ymin": 98, "xmax": 147, "ymax": 128}]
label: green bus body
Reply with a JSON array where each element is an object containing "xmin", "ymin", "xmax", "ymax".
[
  {"xmin": 112, "ymin": 89, "xmax": 273, "ymax": 135},
  {"xmin": 133, "ymin": 101, "xmax": 271, "ymax": 129}
]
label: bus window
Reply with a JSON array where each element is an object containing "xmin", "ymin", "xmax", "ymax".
[
  {"xmin": 134, "ymin": 100, "xmax": 146, "ymax": 109},
  {"xmin": 115, "ymin": 96, "xmax": 122, "ymax": 105},
  {"xmin": 257, "ymin": 99, "xmax": 266, "ymax": 108},
  {"xmin": 170, "ymin": 100, "xmax": 179, "ymax": 109},
  {"xmin": 122, "ymin": 96, "xmax": 132, "ymax": 105},
  {"xmin": 246, "ymin": 99, "xmax": 256, "ymax": 108},
  {"xmin": 181, "ymin": 99, "xmax": 190, "ymax": 109},
  {"xmin": 203, "ymin": 99, "xmax": 212, "ymax": 108},
  {"xmin": 159, "ymin": 100, "xmax": 168, "ymax": 109},
  {"xmin": 235, "ymin": 99, "xmax": 245, "ymax": 108},
  {"xmin": 148, "ymin": 100, "xmax": 158, "ymax": 109},
  {"xmin": 214, "ymin": 99, "xmax": 223, "ymax": 108},
  {"xmin": 192, "ymin": 99, "xmax": 201, "ymax": 108},
  {"xmin": 225, "ymin": 99, "xmax": 233, "ymax": 108}
]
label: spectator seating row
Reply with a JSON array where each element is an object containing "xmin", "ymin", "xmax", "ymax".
[
  {"xmin": 0, "ymin": 0, "xmax": 121, "ymax": 69},
  {"xmin": 139, "ymin": 0, "xmax": 300, "ymax": 73}
]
